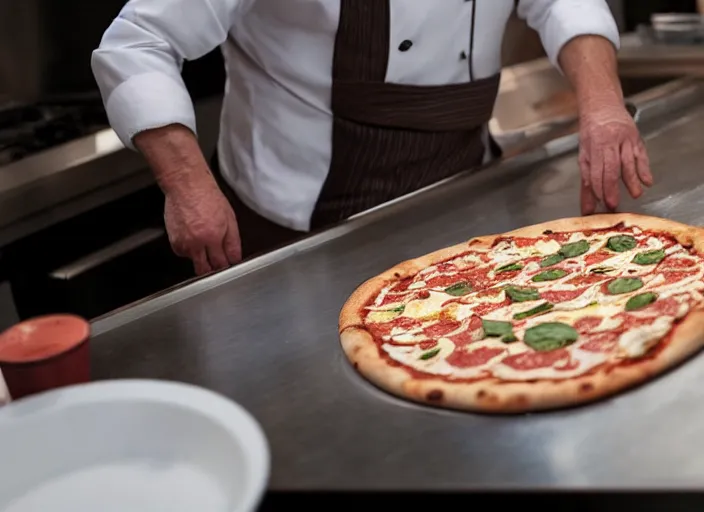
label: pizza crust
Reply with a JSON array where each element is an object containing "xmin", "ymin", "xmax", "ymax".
[{"xmin": 338, "ymin": 213, "xmax": 704, "ymax": 413}]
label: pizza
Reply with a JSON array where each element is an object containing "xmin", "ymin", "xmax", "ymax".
[{"xmin": 339, "ymin": 214, "xmax": 704, "ymax": 413}]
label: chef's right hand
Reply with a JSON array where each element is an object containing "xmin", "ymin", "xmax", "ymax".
[{"xmin": 164, "ymin": 181, "xmax": 242, "ymax": 276}]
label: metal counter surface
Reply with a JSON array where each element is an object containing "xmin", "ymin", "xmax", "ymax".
[{"xmin": 92, "ymin": 88, "xmax": 704, "ymax": 491}]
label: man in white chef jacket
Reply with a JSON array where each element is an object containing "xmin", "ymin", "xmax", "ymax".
[{"xmin": 92, "ymin": 0, "xmax": 652, "ymax": 276}]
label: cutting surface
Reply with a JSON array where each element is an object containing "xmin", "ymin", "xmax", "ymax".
[{"xmin": 92, "ymin": 99, "xmax": 704, "ymax": 491}]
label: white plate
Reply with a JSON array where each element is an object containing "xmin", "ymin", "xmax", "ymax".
[{"xmin": 0, "ymin": 380, "xmax": 269, "ymax": 512}]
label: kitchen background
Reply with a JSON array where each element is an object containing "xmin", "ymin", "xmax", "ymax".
[{"xmin": 0, "ymin": 0, "xmax": 697, "ymax": 329}]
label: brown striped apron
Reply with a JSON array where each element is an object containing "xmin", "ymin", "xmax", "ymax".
[{"xmin": 214, "ymin": 0, "xmax": 501, "ymax": 258}]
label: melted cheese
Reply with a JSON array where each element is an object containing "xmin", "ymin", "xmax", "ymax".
[
  {"xmin": 491, "ymin": 348, "xmax": 608, "ymax": 381},
  {"xmin": 401, "ymin": 291, "xmax": 453, "ymax": 319},
  {"xmin": 618, "ymin": 316, "xmax": 673, "ymax": 358}
]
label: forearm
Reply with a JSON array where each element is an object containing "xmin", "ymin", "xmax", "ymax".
[
  {"xmin": 134, "ymin": 125, "xmax": 216, "ymax": 196},
  {"xmin": 558, "ymin": 35, "xmax": 623, "ymax": 114}
]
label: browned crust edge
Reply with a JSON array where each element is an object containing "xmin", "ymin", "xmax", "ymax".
[{"xmin": 338, "ymin": 213, "xmax": 704, "ymax": 414}]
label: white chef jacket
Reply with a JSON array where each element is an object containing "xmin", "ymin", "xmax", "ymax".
[{"xmin": 92, "ymin": 0, "xmax": 619, "ymax": 232}]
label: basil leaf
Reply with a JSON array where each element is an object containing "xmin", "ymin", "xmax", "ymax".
[
  {"xmin": 532, "ymin": 269, "xmax": 569, "ymax": 282},
  {"xmin": 607, "ymin": 235, "xmax": 637, "ymax": 252},
  {"xmin": 419, "ymin": 348, "xmax": 441, "ymax": 360},
  {"xmin": 632, "ymin": 249, "xmax": 666, "ymax": 266},
  {"xmin": 482, "ymin": 319, "xmax": 513, "ymax": 338},
  {"xmin": 513, "ymin": 302, "xmax": 554, "ymax": 320},
  {"xmin": 496, "ymin": 263, "xmax": 523, "ymax": 273},
  {"xmin": 607, "ymin": 277, "xmax": 644, "ymax": 295},
  {"xmin": 625, "ymin": 292, "xmax": 658, "ymax": 311},
  {"xmin": 444, "ymin": 282, "xmax": 472, "ymax": 296},
  {"xmin": 524, "ymin": 322, "xmax": 579, "ymax": 352},
  {"xmin": 589, "ymin": 267, "xmax": 614, "ymax": 274},
  {"xmin": 505, "ymin": 286, "xmax": 540, "ymax": 302},
  {"xmin": 540, "ymin": 253, "xmax": 565, "ymax": 268},
  {"xmin": 502, "ymin": 334, "xmax": 519, "ymax": 344},
  {"xmin": 559, "ymin": 240, "xmax": 590, "ymax": 259},
  {"xmin": 390, "ymin": 305, "xmax": 406, "ymax": 313}
]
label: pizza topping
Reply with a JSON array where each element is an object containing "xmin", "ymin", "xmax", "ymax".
[
  {"xmin": 424, "ymin": 320, "xmax": 462, "ymax": 338},
  {"xmin": 585, "ymin": 250, "xmax": 614, "ymax": 266},
  {"xmin": 419, "ymin": 348, "xmax": 442, "ymax": 360},
  {"xmin": 632, "ymin": 249, "xmax": 666, "ymax": 266},
  {"xmin": 540, "ymin": 288, "xmax": 587, "ymax": 303},
  {"xmin": 364, "ymin": 224, "xmax": 704, "ymax": 386},
  {"xmin": 446, "ymin": 346, "xmax": 506, "ymax": 369},
  {"xmin": 444, "ymin": 282, "xmax": 473, "ymax": 296},
  {"xmin": 607, "ymin": 235, "xmax": 637, "ymax": 252},
  {"xmin": 514, "ymin": 302, "xmax": 554, "ymax": 320},
  {"xmin": 559, "ymin": 239, "xmax": 590, "ymax": 258},
  {"xmin": 607, "ymin": 277, "xmax": 644, "ymax": 295},
  {"xmin": 625, "ymin": 292, "xmax": 658, "ymax": 311},
  {"xmin": 501, "ymin": 348, "xmax": 570, "ymax": 371},
  {"xmin": 540, "ymin": 253, "xmax": 565, "ymax": 268},
  {"xmin": 618, "ymin": 316, "xmax": 673, "ymax": 358},
  {"xmin": 532, "ymin": 269, "xmax": 569, "ymax": 282},
  {"xmin": 496, "ymin": 263, "xmax": 523, "ymax": 273},
  {"xmin": 580, "ymin": 331, "xmax": 620, "ymax": 353},
  {"xmin": 481, "ymin": 319, "xmax": 517, "ymax": 343},
  {"xmin": 573, "ymin": 316, "xmax": 603, "ymax": 334},
  {"xmin": 505, "ymin": 286, "xmax": 540, "ymax": 302},
  {"xmin": 523, "ymin": 322, "xmax": 579, "ymax": 352}
]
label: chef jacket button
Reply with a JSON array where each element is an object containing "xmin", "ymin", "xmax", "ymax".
[
  {"xmin": 460, "ymin": 51, "xmax": 468, "ymax": 60},
  {"xmin": 398, "ymin": 40, "xmax": 413, "ymax": 52}
]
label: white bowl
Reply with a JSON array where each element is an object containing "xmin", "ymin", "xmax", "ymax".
[{"xmin": 0, "ymin": 380, "xmax": 269, "ymax": 512}]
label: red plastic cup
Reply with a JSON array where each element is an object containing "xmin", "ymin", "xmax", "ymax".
[{"xmin": 0, "ymin": 314, "xmax": 91, "ymax": 400}]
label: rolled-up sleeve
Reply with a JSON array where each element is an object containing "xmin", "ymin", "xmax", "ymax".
[
  {"xmin": 517, "ymin": 0, "xmax": 620, "ymax": 69},
  {"xmin": 91, "ymin": 0, "xmax": 242, "ymax": 150}
]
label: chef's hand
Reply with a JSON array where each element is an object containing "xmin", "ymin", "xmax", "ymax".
[
  {"xmin": 164, "ymin": 179, "xmax": 242, "ymax": 276},
  {"xmin": 578, "ymin": 103, "xmax": 653, "ymax": 215}
]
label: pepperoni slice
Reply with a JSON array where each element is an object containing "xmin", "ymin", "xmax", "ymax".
[
  {"xmin": 567, "ymin": 274, "xmax": 609, "ymax": 287},
  {"xmin": 616, "ymin": 313, "xmax": 658, "ymax": 331},
  {"xmin": 580, "ymin": 331, "xmax": 619, "ymax": 353},
  {"xmin": 472, "ymin": 298, "xmax": 511, "ymax": 317},
  {"xmin": 573, "ymin": 316, "xmax": 603, "ymax": 334},
  {"xmin": 424, "ymin": 320, "xmax": 462, "ymax": 338},
  {"xmin": 640, "ymin": 297, "xmax": 682, "ymax": 317},
  {"xmin": 448, "ymin": 316, "xmax": 483, "ymax": 347},
  {"xmin": 390, "ymin": 278, "xmax": 415, "ymax": 294},
  {"xmin": 585, "ymin": 250, "xmax": 614, "ymax": 266},
  {"xmin": 660, "ymin": 271, "xmax": 699, "ymax": 285},
  {"xmin": 425, "ymin": 274, "xmax": 461, "ymax": 289},
  {"xmin": 446, "ymin": 347, "xmax": 505, "ymax": 368},
  {"xmin": 502, "ymin": 349, "xmax": 570, "ymax": 371},
  {"xmin": 419, "ymin": 340, "xmax": 438, "ymax": 350},
  {"xmin": 662, "ymin": 257, "xmax": 696, "ymax": 269},
  {"xmin": 464, "ymin": 267, "xmax": 494, "ymax": 291},
  {"xmin": 367, "ymin": 317, "xmax": 421, "ymax": 338},
  {"xmin": 511, "ymin": 237, "xmax": 543, "ymax": 248},
  {"xmin": 540, "ymin": 287, "xmax": 587, "ymax": 303}
]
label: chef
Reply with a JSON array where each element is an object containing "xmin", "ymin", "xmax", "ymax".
[{"xmin": 92, "ymin": 0, "xmax": 652, "ymax": 276}]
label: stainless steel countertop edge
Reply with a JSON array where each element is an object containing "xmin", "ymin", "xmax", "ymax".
[{"xmin": 91, "ymin": 77, "xmax": 703, "ymax": 335}]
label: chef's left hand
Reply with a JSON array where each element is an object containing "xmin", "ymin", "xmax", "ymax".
[{"xmin": 578, "ymin": 103, "xmax": 653, "ymax": 215}]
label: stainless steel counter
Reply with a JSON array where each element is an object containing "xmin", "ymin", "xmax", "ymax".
[{"xmin": 91, "ymin": 79, "xmax": 704, "ymax": 491}]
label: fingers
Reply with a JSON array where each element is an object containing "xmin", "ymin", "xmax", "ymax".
[
  {"xmin": 223, "ymin": 219, "xmax": 243, "ymax": 265},
  {"xmin": 635, "ymin": 140, "xmax": 654, "ymax": 187},
  {"xmin": 620, "ymin": 139, "xmax": 642, "ymax": 199},
  {"xmin": 602, "ymin": 146, "xmax": 621, "ymax": 211},
  {"xmin": 192, "ymin": 249, "xmax": 212, "ymax": 276},
  {"xmin": 580, "ymin": 180, "xmax": 598, "ymax": 216},
  {"xmin": 589, "ymin": 144, "xmax": 605, "ymax": 204},
  {"xmin": 206, "ymin": 245, "xmax": 230, "ymax": 271}
]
